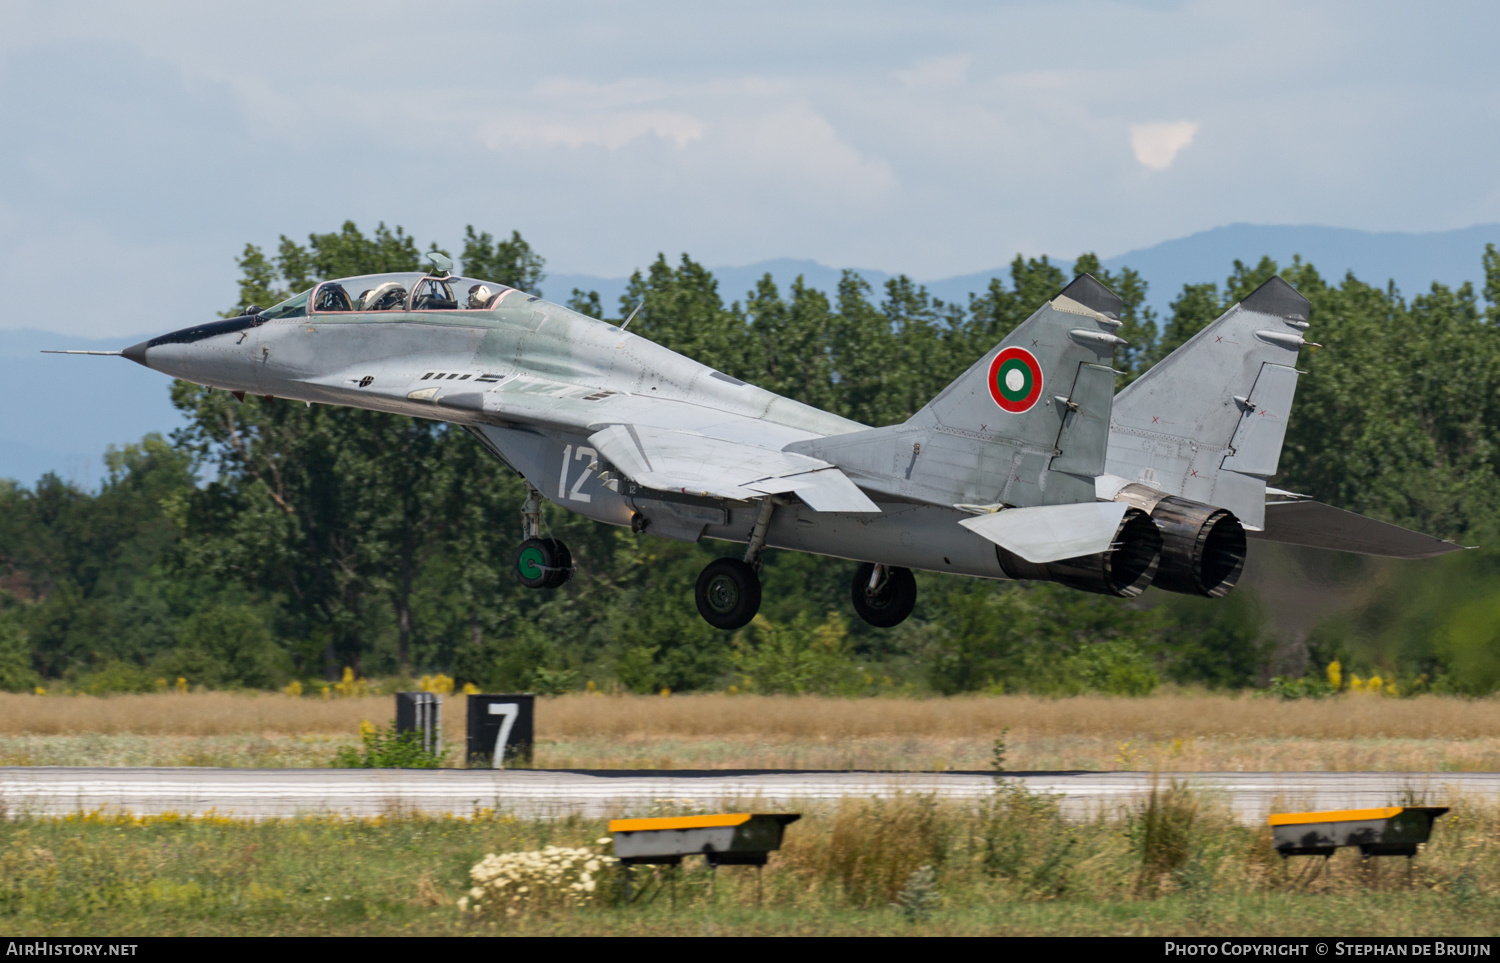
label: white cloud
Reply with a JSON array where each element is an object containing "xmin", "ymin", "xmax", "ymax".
[
  {"xmin": 716, "ymin": 104, "xmax": 897, "ymax": 201},
  {"xmin": 1129, "ymin": 121, "xmax": 1199, "ymax": 171},
  {"xmin": 479, "ymin": 110, "xmax": 705, "ymax": 150},
  {"xmin": 897, "ymin": 54, "xmax": 972, "ymax": 89}
]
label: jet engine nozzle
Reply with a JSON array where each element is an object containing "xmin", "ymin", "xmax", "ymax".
[
  {"xmin": 1147, "ymin": 496, "xmax": 1247, "ymax": 598},
  {"xmin": 996, "ymin": 506, "xmax": 1163, "ymax": 598}
]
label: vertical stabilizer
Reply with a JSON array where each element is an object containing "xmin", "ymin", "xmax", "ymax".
[
  {"xmin": 788, "ymin": 275, "xmax": 1126, "ymax": 509},
  {"xmin": 1105, "ymin": 276, "xmax": 1313, "ymax": 529}
]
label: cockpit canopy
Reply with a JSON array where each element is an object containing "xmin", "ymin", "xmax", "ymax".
[{"xmin": 257, "ymin": 272, "xmax": 516, "ymax": 321}]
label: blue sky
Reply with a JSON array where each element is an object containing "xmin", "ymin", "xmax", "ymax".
[{"xmin": 3, "ymin": 1, "xmax": 1499, "ymax": 337}]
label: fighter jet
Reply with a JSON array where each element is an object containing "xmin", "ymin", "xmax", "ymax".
[{"xmin": 49, "ymin": 253, "xmax": 1458, "ymax": 631}]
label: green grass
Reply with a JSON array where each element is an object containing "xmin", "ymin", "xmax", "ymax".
[{"xmin": 2, "ymin": 788, "xmax": 1497, "ymax": 936}]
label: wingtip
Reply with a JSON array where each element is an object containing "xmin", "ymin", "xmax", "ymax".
[
  {"xmin": 1056, "ymin": 274, "xmax": 1123, "ymax": 321},
  {"xmin": 1241, "ymin": 276, "xmax": 1311, "ymax": 323}
]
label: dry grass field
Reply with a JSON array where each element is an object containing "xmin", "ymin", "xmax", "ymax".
[{"xmin": 0, "ymin": 691, "xmax": 1498, "ymax": 771}]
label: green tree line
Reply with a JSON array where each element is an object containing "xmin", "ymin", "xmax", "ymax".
[{"xmin": 3, "ymin": 222, "xmax": 1500, "ymax": 696}]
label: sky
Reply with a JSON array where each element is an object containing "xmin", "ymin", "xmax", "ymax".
[{"xmin": 3, "ymin": 0, "xmax": 1499, "ymax": 337}]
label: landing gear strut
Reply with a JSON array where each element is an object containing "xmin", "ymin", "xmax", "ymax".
[
  {"xmin": 514, "ymin": 481, "xmax": 572, "ymax": 588},
  {"xmin": 851, "ymin": 562, "xmax": 916, "ymax": 628},
  {"xmin": 694, "ymin": 498, "xmax": 774, "ymax": 630}
]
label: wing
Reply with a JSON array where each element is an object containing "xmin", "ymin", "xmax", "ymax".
[
  {"xmin": 411, "ymin": 375, "xmax": 879, "ymax": 513},
  {"xmin": 1247, "ymin": 500, "xmax": 1464, "ymax": 558},
  {"xmin": 588, "ymin": 423, "xmax": 879, "ymax": 513}
]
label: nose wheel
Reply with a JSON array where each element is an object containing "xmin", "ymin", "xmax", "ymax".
[
  {"xmin": 851, "ymin": 562, "xmax": 916, "ymax": 627},
  {"xmin": 695, "ymin": 558, "xmax": 762, "ymax": 630},
  {"xmin": 514, "ymin": 537, "xmax": 573, "ymax": 588}
]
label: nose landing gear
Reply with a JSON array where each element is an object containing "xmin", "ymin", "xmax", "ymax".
[
  {"xmin": 514, "ymin": 537, "xmax": 573, "ymax": 588},
  {"xmin": 513, "ymin": 482, "xmax": 573, "ymax": 589},
  {"xmin": 851, "ymin": 562, "xmax": 917, "ymax": 627}
]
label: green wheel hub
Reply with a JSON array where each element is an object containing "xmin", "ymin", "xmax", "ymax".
[{"xmin": 517, "ymin": 546, "xmax": 546, "ymax": 580}]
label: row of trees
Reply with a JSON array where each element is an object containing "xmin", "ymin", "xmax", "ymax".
[{"xmin": 3, "ymin": 222, "xmax": 1499, "ymax": 695}]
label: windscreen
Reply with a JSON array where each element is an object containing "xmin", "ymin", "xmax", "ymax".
[{"xmin": 257, "ymin": 289, "xmax": 311, "ymax": 321}]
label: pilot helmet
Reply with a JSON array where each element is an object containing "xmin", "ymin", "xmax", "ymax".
[{"xmin": 468, "ymin": 284, "xmax": 493, "ymax": 309}]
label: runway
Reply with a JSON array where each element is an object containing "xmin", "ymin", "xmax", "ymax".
[{"xmin": 2, "ymin": 767, "xmax": 1498, "ymax": 823}]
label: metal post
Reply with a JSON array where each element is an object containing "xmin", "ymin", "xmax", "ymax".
[{"xmin": 396, "ymin": 692, "xmax": 441, "ymax": 755}]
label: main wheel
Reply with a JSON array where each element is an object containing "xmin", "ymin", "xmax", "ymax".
[
  {"xmin": 695, "ymin": 558, "xmax": 762, "ymax": 630},
  {"xmin": 851, "ymin": 563, "xmax": 917, "ymax": 628},
  {"xmin": 514, "ymin": 537, "xmax": 571, "ymax": 589}
]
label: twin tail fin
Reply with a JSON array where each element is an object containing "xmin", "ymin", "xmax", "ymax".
[{"xmin": 787, "ymin": 274, "xmax": 1127, "ymax": 510}]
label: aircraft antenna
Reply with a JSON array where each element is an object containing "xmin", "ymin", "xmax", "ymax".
[
  {"xmin": 620, "ymin": 300, "xmax": 644, "ymax": 331},
  {"xmin": 41, "ymin": 350, "xmax": 123, "ymax": 356}
]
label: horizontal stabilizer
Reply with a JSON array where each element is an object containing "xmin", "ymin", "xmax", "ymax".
[
  {"xmin": 1248, "ymin": 500, "xmax": 1464, "ymax": 558},
  {"xmin": 958, "ymin": 502, "xmax": 1130, "ymax": 563}
]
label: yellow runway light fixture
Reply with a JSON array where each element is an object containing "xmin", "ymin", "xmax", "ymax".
[
  {"xmin": 607, "ymin": 812, "xmax": 801, "ymax": 906},
  {"xmin": 607, "ymin": 812, "xmax": 800, "ymax": 867},
  {"xmin": 1269, "ymin": 806, "xmax": 1448, "ymax": 859}
]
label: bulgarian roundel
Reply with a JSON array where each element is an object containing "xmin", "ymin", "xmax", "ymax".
[{"xmin": 988, "ymin": 346, "xmax": 1043, "ymax": 413}]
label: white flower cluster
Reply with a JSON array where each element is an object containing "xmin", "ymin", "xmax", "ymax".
[{"xmin": 458, "ymin": 841, "xmax": 616, "ymax": 916}]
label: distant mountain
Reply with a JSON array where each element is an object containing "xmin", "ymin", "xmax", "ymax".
[
  {"xmin": 1100, "ymin": 223, "xmax": 1500, "ymax": 315},
  {"xmin": 6, "ymin": 223, "xmax": 1498, "ymax": 488},
  {"xmin": 548, "ymin": 223, "xmax": 1500, "ymax": 318}
]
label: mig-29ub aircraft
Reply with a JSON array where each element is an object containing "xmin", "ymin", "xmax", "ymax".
[{"xmin": 49, "ymin": 254, "xmax": 1457, "ymax": 632}]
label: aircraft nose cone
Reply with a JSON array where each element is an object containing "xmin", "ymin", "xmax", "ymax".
[{"xmin": 122, "ymin": 339, "xmax": 150, "ymax": 366}]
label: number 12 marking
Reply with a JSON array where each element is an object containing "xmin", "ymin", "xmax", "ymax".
[{"xmin": 557, "ymin": 445, "xmax": 596, "ymax": 503}]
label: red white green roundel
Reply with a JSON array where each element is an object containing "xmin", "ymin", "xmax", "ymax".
[{"xmin": 988, "ymin": 346, "xmax": 1044, "ymax": 413}]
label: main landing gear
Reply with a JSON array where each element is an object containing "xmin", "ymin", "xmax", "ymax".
[
  {"xmin": 513, "ymin": 483, "xmax": 573, "ymax": 589},
  {"xmin": 851, "ymin": 562, "xmax": 917, "ymax": 628},
  {"xmin": 690, "ymin": 498, "xmax": 919, "ymax": 631},
  {"xmin": 694, "ymin": 498, "xmax": 774, "ymax": 630}
]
